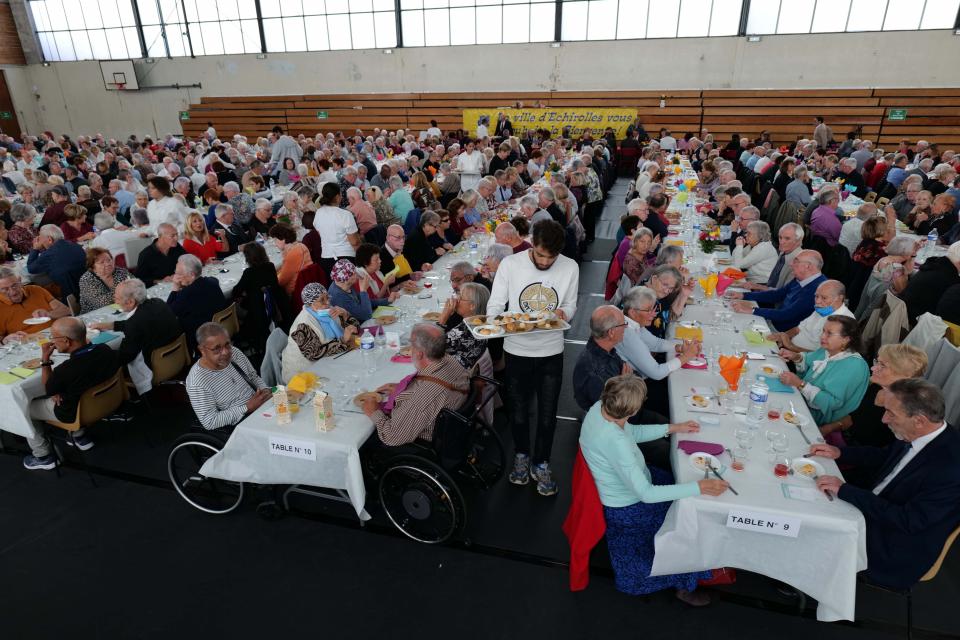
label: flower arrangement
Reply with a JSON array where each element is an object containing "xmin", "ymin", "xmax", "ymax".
[
  {"xmin": 699, "ymin": 228, "xmax": 721, "ymax": 253},
  {"xmin": 549, "ymin": 161, "xmax": 561, "ymax": 173}
]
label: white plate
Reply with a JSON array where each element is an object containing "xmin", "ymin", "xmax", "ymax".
[
  {"xmin": 688, "ymin": 452, "xmax": 725, "ymax": 474},
  {"xmin": 686, "ymin": 394, "xmax": 713, "ymax": 409},
  {"xmin": 792, "ymin": 458, "xmax": 824, "ymax": 479},
  {"xmin": 22, "ymin": 317, "xmax": 51, "ymax": 326},
  {"xmin": 759, "ymin": 365, "xmax": 782, "ymax": 377},
  {"xmin": 686, "ymin": 357, "xmax": 707, "ymax": 367},
  {"xmin": 471, "ymin": 324, "xmax": 505, "ymax": 339}
]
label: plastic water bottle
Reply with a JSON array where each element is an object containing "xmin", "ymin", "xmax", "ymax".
[
  {"xmin": 360, "ymin": 328, "xmax": 376, "ymax": 373},
  {"xmin": 255, "ymin": 232, "xmax": 266, "ymax": 245},
  {"xmin": 746, "ymin": 380, "xmax": 769, "ymax": 428},
  {"xmin": 925, "ymin": 228, "xmax": 938, "ymax": 260}
]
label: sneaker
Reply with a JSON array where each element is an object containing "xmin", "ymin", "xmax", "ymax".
[
  {"xmin": 508, "ymin": 453, "xmax": 530, "ymax": 485},
  {"xmin": 675, "ymin": 589, "xmax": 711, "ymax": 607},
  {"xmin": 23, "ymin": 454, "xmax": 57, "ymax": 471},
  {"xmin": 530, "ymin": 462, "xmax": 558, "ymax": 496},
  {"xmin": 66, "ymin": 433, "xmax": 95, "ymax": 451}
]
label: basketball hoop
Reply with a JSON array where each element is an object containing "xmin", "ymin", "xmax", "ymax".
[{"xmin": 107, "ymin": 82, "xmax": 125, "ymax": 91}]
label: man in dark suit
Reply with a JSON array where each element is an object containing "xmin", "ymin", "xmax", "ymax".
[
  {"xmin": 810, "ymin": 379, "xmax": 960, "ymax": 590},
  {"xmin": 166, "ymin": 254, "xmax": 227, "ymax": 353},
  {"xmin": 91, "ymin": 278, "xmax": 183, "ymax": 369},
  {"xmin": 212, "ymin": 203, "xmax": 250, "ymax": 257},
  {"xmin": 494, "ymin": 112, "xmax": 513, "ymax": 139},
  {"xmin": 136, "ymin": 223, "xmax": 187, "ymax": 287},
  {"xmin": 729, "ymin": 249, "xmax": 826, "ymax": 331}
]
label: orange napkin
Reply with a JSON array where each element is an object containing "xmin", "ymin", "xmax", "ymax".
[
  {"xmin": 722, "ymin": 268, "xmax": 746, "ymax": 280},
  {"xmin": 697, "ymin": 272, "xmax": 718, "ymax": 297},
  {"xmin": 719, "ymin": 354, "xmax": 747, "ymax": 391}
]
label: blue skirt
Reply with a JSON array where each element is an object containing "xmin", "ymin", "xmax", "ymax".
[{"xmin": 602, "ymin": 467, "xmax": 712, "ymax": 595}]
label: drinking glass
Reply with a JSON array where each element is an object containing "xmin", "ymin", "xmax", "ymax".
[
  {"xmin": 772, "ymin": 455, "xmax": 791, "ymax": 478},
  {"xmin": 731, "ymin": 447, "xmax": 748, "ymax": 471},
  {"xmin": 734, "ymin": 428, "xmax": 754, "ymax": 450}
]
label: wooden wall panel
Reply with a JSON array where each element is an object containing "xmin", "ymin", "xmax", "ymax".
[
  {"xmin": 0, "ymin": 3, "xmax": 25, "ymax": 66},
  {"xmin": 182, "ymin": 88, "xmax": 960, "ymax": 148}
]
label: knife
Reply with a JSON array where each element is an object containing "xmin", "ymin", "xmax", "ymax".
[
  {"xmin": 707, "ymin": 463, "xmax": 739, "ymax": 495},
  {"xmin": 812, "ymin": 475, "xmax": 835, "ymax": 501}
]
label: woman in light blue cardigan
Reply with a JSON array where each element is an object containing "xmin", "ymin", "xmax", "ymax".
[
  {"xmin": 778, "ymin": 314, "xmax": 870, "ymax": 425},
  {"xmin": 579, "ymin": 375, "xmax": 728, "ymax": 607}
]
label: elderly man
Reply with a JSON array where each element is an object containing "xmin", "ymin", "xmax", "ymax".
[
  {"xmin": 187, "ymin": 322, "xmax": 271, "ymax": 430},
  {"xmin": 167, "ymin": 254, "xmax": 227, "ymax": 352},
  {"xmin": 448, "ymin": 260, "xmax": 489, "ymax": 293},
  {"xmin": 494, "ymin": 221, "xmax": 531, "ymax": 254},
  {"xmin": 489, "ymin": 221, "xmax": 578, "ymax": 496},
  {"xmin": 813, "ymin": 116, "xmax": 833, "ymax": 150},
  {"xmin": 346, "ymin": 186, "xmax": 377, "ymax": 236},
  {"xmin": 136, "ymin": 223, "xmax": 186, "ymax": 287},
  {"xmin": 534, "ymin": 187, "xmax": 565, "ymax": 225},
  {"xmin": 851, "ymin": 140, "xmax": 874, "ymax": 172},
  {"xmin": 223, "ymin": 180, "xmax": 254, "ymax": 227},
  {"xmin": 901, "ymin": 241, "xmax": 960, "ymax": 323},
  {"xmin": 90, "ymin": 278, "xmax": 183, "ymax": 370},
  {"xmin": 0, "ymin": 267, "xmax": 70, "ymax": 341},
  {"xmin": 22, "ymin": 317, "xmax": 120, "ymax": 470},
  {"xmin": 26, "ymin": 224, "xmax": 86, "ymax": 300},
  {"xmin": 359, "ymin": 322, "xmax": 470, "ymax": 447},
  {"xmin": 480, "ymin": 243, "xmax": 513, "ymax": 282},
  {"xmin": 212, "ymin": 203, "xmax": 249, "ymax": 256},
  {"xmin": 837, "ymin": 157, "xmax": 867, "ymax": 198},
  {"xmin": 617, "ymin": 285, "xmax": 701, "ymax": 382},
  {"xmin": 726, "ymin": 204, "xmax": 760, "ymax": 248},
  {"xmin": 437, "ymin": 162, "xmax": 460, "ymax": 204},
  {"xmin": 768, "ymin": 280, "xmax": 854, "ymax": 354},
  {"xmin": 109, "ymin": 178, "xmax": 135, "ymax": 218},
  {"xmin": 839, "ymin": 202, "xmax": 877, "ymax": 256},
  {"xmin": 809, "ymin": 188, "xmax": 843, "ymax": 247},
  {"xmin": 338, "ymin": 166, "xmax": 358, "ymax": 207},
  {"xmin": 810, "ymin": 379, "xmax": 960, "ymax": 591},
  {"xmin": 730, "ymin": 249, "xmax": 827, "ymax": 332},
  {"xmin": 885, "ymin": 180, "xmax": 922, "ymax": 222}
]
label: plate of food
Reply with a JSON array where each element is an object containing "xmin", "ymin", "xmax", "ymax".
[
  {"xmin": 20, "ymin": 358, "xmax": 42, "ymax": 369},
  {"xmin": 472, "ymin": 324, "xmax": 505, "ymax": 338},
  {"xmin": 678, "ymin": 320, "xmax": 698, "ymax": 329},
  {"xmin": 353, "ymin": 391, "xmax": 384, "ymax": 407},
  {"xmin": 375, "ymin": 315, "xmax": 398, "ymax": 326},
  {"xmin": 783, "ymin": 411, "xmax": 805, "ymax": 425},
  {"xmin": 421, "ymin": 311, "xmax": 442, "ymax": 322},
  {"xmin": 465, "ymin": 315, "xmax": 487, "ymax": 326},
  {"xmin": 398, "ymin": 346, "xmax": 412, "ymax": 357},
  {"xmin": 22, "ymin": 317, "xmax": 51, "ymax": 326},
  {"xmin": 792, "ymin": 458, "xmax": 824, "ymax": 479},
  {"xmin": 688, "ymin": 452, "xmax": 724, "ymax": 474},
  {"xmin": 687, "ymin": 393, "xmax": 712, "ymax": 409},
  {"xmin": 760, "ymin": 364, "xmax": 782, "ymax": 376},
  {"xmin": 715, "ymin": 257, "xmax": 732, "ymax": 265}
]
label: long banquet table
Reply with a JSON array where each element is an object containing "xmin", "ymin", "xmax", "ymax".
[{"xmin": 649, "ymin": 242, "xmax": 867, "ymax": 622}]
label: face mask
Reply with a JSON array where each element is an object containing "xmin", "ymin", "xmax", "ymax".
[{"xmin": 815, "ymin": 305, "xmax": 834, "ymax": 317}]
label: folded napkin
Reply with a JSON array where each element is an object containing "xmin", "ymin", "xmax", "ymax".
[
  {"xmin": 92, "ymin": 331, "xmax": 120, "ymax": 345},
  {"xmin": 678, "ymin": 441, "xmax": 725, "ymax": 456},
  {"xmin": 675, "ymin": 325, "xmax": 703, "ymax": 342},
  {"xmin": 697, "ymin": 272, "xmax": 718, "ymax": 297},
  {"xmin": 0, "ymin": 371, "xmax": 26, "ymax": 385},
  {"xmin": 372, "ymin": 306, "xmax": 398, "ymax": 319},
  {"xmin": 721, "ymin": 268, "xmax": 746, "ymax": 280},
  {"xmin": 390, "ymin": 353, "xmax": 412, "ymax": 363},
  {"xmin": 666, "ymin": 238, "xmax": 685, "ymax": 247},
  {"xmin": 743, "ymin": 330, "xmax": 777, "ymax": 348},
  {"xmin": 756, "ymin": 374, "xmax": 795, "ymax": 394},
  {"xmin": 719, "ymin": 354, "xmax": 746, "ymax": 390},
  {"xmin": 716, "ymin": 274, "xmax": 735, "ymax": 296}
]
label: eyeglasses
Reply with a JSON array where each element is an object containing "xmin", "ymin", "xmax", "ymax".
[
  {"xmin": 872, "ymin": 358, "xmax": 888, "ymax": 370},
  {"xmin": 821, "ymin": 330, "xmax": 845, "ymax": 338},
  {"xmin": 201, "ymin": 340, "xmax": 231, "ymax": 354},
  {"xmin": 608, "ymin": 323, "xmax": 628, "ymax": 331}
]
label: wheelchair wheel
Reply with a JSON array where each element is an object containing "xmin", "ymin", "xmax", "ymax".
[
  {"xmin": 460, "ymin": 424, "xmax": 506, "ymax": 489},
  {"xmin": 168, "ymin": 433, "xmax": 244, "ymax": 515},
  {"xmin": 378, "ymin": 456, "xmax": 465, "ymax": 544}
]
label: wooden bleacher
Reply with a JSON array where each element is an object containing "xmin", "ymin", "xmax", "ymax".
[{"xmin": 180, "ymin": 88, "xmax": 960, "ymax": 148}]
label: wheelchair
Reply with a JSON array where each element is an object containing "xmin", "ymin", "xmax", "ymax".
[
  {"xmin": 372, "ymin": 374, "xmax": 505, "ymax": 544},
  {"xmin": 166, "ymin": 375, "xmax": 505, "ymax": 544}
]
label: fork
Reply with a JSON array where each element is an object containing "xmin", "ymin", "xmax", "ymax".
[{"xmin": 812, "ymin": 475, "xmax": 835, "ymax": 502}]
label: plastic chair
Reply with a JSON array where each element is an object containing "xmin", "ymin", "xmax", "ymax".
[
  {"xmin": 66, "ymin": 294, "xmax": 81, "ymax": 316},
  {"xmin": 212, "ymin": 302, "xmax": 240, "ymax": 338},
  {"xmin": 149, "ymin": 334, "xmax": 190, "ymax": 386},
  {"xmin": 945, "ymin": 321, "xmax": 960, "ymax": 347},
  {"xmin": 864, "ymin": 191, "xmax": 877, "ymax": 203}
]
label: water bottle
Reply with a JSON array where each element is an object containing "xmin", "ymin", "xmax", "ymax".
[
  {"xmin": 374, "ymin": 329, "xmax": 386, "ymax": 352},
  {"xmin": 925, "ymin": 228, "xmax": 938, "ymax": 260},
  {"xmin": 255, "ymin": 232, "xmax": 266, "ymax": 245},
  {"xmin": 360, "ymin": 328, "xmax": 376, "ymax": 373},
  {"xmin": 746, "ymin": 380, "xmax": 769, "ymax": 428}
]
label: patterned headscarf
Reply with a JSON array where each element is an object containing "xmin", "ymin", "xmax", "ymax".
[
  {"xmin": 331, "ymin": 258, "xmax": 356, "ymax": 283},
  {"xmin": 301, "ymin": 283, "xmax": 327, "ymax": 305}
]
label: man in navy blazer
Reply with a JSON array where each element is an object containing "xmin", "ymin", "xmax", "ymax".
[
  {"xmin": 729, "ymin": 249, "xmax": 826, "ymax": 332},
  {"xmin": 811, "ymin": 379, "xmax": 960, "ymax": 590}
]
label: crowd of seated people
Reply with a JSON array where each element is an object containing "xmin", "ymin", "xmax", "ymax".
[{"xmin": 0, "ymin": 121, "xmax": 958, "ymax": 612}]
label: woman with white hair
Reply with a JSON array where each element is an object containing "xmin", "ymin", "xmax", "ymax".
[
  {"xmin": 281, "ymin": 283, "xmax": 359, "ymax": 383},
  {"xmin": 732, "ymin": 220, "xmax": 778, "ymax": 284}
]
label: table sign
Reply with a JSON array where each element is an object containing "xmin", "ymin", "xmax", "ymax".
[
  {"xmin": 726, "ymin": 509, "xmax": 801, "ymax": 538},
  {"xmin": 268, "ymin": 436, "xmax": 317, "ymax": 461}
]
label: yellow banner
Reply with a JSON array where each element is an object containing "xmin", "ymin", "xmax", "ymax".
[{"xmin": 463, "ymin": 108, "xmax": 637, "ymax": 139}]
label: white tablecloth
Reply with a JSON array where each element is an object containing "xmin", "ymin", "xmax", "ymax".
[
  {"xmin": 650, "ymin": 300, "xmax": 868, "ymax": 622},
  {"xmin": 195, "ymin": 237, "xmax": 487, "ymax": 518}
]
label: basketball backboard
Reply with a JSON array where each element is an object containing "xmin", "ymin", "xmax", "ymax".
[{"xmin": 99, "ymin": 60, "xmax": 140, "ymax": 91}]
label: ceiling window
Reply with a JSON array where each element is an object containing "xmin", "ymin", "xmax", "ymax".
[
  {"xmin": 28, "ymin": 0, "xmax": 141, "ymax": 61},
  {"xmin": 399, "ymin": 0, "xmax": 556, "ymax": 47},
  {"xmin": 260, "ymin": 0, "xmax": 397, "ymax": 52},
  {"xmin": 746, "ymin": 0, "xmax": 960, "ymax": 34},
  {"xmin": 561, "ymin": 0, "xmax": 742, "ymax": 41}
]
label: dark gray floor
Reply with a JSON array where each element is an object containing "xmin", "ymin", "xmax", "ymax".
[{"xmin": 0, "ymin": 179, "xmax": 956, "ymax": 638}]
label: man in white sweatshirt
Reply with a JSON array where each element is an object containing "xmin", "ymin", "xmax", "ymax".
[{"xmin": 487, "ymin": 220, "xmax": 579, "ymax": 496}]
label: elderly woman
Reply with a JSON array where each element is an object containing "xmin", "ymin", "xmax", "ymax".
[
  {"xmin": 387, "ymin": 175, "xmax": 415, "ymax": 223},
  {"xmin": 914, "ymin": 193, "xmax": 957, "ymax": 239},
  {"xmin": 732, "ymin": 220, "xmax": 778, "ymax": 284},
  {"xmin": 820, "ymin": 343, "xmax": 927, "ymax": 448},
  {"xmin": 76, "ymin": 185, "xmax": 102, "ymax": 218},
  {"xmin": 366, "ymin": 185, "xmax": 398, "ymax": 227},
  {"xmin": 480, "ymin": 242, "xmax": 513, "ymax": 282},
  {"xmin": 78, "ymin": 247, "xmax": 130, "ymax": 313},
  {"xmin": 642, "ymin": 265, "xmax": 692, "ymax": 340},
  {"xmin": 60, "ymin": 203, "xmax": 96, "ymax": 243},
  {"xmin": 622, "ymin": 228, "xmax": 657, "ymax": 285},
  {"xmin": 618, "ymin": 286, "xmax": 701, "ymax": 381},
  {"xmin": 248, "ymin": 197, "xmax": 276, "ymax": 236},
  {"xmin": 232, "ymin": 242, "xmax": 289, "ymax": 354},
  {"xmin": 442, "ymin": 282, "xmax": 489, "ymax": 370},
  {"xmin": 784, "ymin": 165, "xmax": 813, "ymax": 207},
  {"xmin": 347, "ymin": 186, "xmax": 377, "ymax": 236},
  {"xmin": 328, "ymin": 258, "xmax": 373, "ymax": 324},
  {"xmin": 854, "ymin": 235, "xmax": 918, "ymax": 321},
  {"xmin": 269, "ymin": 222, "xmax": 313, "ymax": 296},
  {"xmin": 851, "ymin": 216, "xmax": 889, "ymax": 270},
  {"xmin": 778, "ymin": 315, "xmax": 870, "ymax": 426},
  {"xmin": 579, "ymin": 375, "xmax": 726, "ymax": 606},
  {"xmin": 7, "ymin": 203, "xmax": 38, "ymax": 254},
  {"xmin": 183, "ymin": 211, "xmax": 228, "ymax": 264},
  {"xmin": 402, "ymin": 211, "xmax": 442, "ymax": 272},
  {"xmin": 281, "ymin": 283, "xmax": 359, "ymax": 383},
  {"xmin": 905, "ymin": 190, "xmax": 933, "ymax": 231},
  {"xmin": 356, "ymin": 242, "xmax": 399, "ymax": 308}
]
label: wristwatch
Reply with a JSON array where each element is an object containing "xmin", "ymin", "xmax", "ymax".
[{"xmin": 41, "ymin": 360, "xmax": 53, "ymax": 367}]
